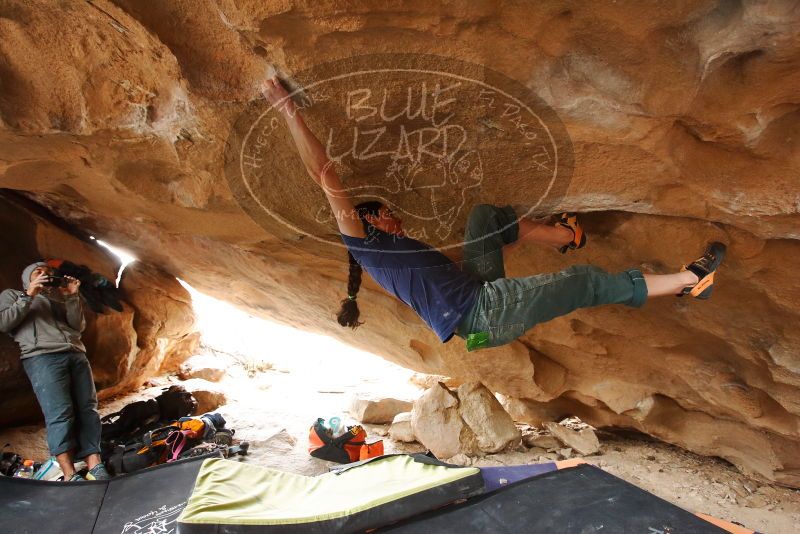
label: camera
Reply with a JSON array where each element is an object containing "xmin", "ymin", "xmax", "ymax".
[{"xmin": 42, "ymin": 276, "xmax": 68, "ymax": 288}]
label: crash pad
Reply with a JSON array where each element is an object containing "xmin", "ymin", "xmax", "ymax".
[
  {"xmin": 0, "ymin": 454, "xmax": 216, "ymax": 534},
  {"xmin": 177, "ymin": 454, "xmax": 484, "ymax": 533},
  {"xmin": 381, "ymin": 463, "xmax": 743, "ymax": 533}
]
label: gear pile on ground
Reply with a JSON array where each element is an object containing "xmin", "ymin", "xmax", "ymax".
[{"xmin": 100, "ymin": 385, "xmax": 248, "ymax": 475}]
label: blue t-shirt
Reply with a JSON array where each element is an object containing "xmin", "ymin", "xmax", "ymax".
[{"xmin": 341, "ymin": 230, "xmax": 481, "ymax": 342}]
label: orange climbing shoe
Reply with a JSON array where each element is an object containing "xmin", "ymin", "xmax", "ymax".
[
  {"xmin": 556, "ymin": 212, "xmax": 587, "ymax": 254},
  {"xmin": 677, "ymin": 242, "xmax": 727, "ymax": 299}
]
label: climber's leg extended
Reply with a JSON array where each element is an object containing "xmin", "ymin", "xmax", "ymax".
[
  {"xmin": 643, "ymin": 271, "xmax": 698, "ymax": 297},
  {"xmin": 461, "ymin": 204, "xmax": 519, "ymax": 282},
  {"xmin": 516, "ymin": 217, "xmax": 574, "ymax": 249},
  {"xmin": 675, "ymin": 241, "xmax": 727, "ymax": 299},
  {"xmin": 460, "ymin": 264, "xmax": 648, "ymax": 350},
  {"xmin": 516, "ymin": 212, "xmax": 586, "ymax": 253},
  {"xmin": 458, "ymin": 241, "xmax": 726, "ymax": 350},
  {"xmin": 461, "ymin": 205, "xmax": 585, "ymax": 282},
  {"xmin": 640, "ymin": 242, "xmax": 727, "ymax": 298}
]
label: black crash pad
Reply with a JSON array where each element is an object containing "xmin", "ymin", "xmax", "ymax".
[
  {"xmin": 381, "ymin": 463, "xmax": 729, "ymax": 534},
  {"xmin": 0, "ymin": 454, "xmax": 216, "ymax": 534}
]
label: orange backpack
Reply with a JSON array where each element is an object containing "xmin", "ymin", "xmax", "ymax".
[{"xmin": 308, "ymin": 419, "xmax": 384, "ymax": 464}]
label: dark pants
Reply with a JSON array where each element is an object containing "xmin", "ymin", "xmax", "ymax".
[
  {"xmin": 22, "ymin": 351, "xmax": 101, "ymax": 458},
  {"xmin": 455, "ymin": 205, "xmax": 648, "ymax": 349}
]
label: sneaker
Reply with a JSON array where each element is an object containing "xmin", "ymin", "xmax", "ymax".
[
  {"xmin": 556, "ymin": 212, "xmax": 587, "ymax": 254},
  {"xmin": 67, "ymin": 473, "xmax": 85, "ymax": 482},
  {"xmin": 86, "ymin": 463, "xmax": 111, "ymax": 481},
  {"xmin": 677, "ymin": 242, "xmax": 727, "ymax": 299}
]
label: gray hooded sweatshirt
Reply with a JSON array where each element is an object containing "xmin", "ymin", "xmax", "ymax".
[{"xmin": 0, "ymin": 262, "xmax": 86, "ymax": 358}]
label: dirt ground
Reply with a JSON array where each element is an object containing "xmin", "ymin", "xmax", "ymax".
[{"xmin": 2, "ymin": 345, "xmax": 798, "ymax": 534}]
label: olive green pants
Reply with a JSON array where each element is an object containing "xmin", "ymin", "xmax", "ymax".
[{"xmin": 455, "ymin": 205, "xmax": 648, "ymax": 350}]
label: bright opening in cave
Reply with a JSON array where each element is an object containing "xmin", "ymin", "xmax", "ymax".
[
  {"xmin": 90, "ymin": 236, "xmax": 137, "ymax": 286},
  {"xmin": 89, "ymin": 237, "xmax": 420, "ymax": 408},
  {"xmin": 176, "ymin": 277, "xmax": 418, "ymax": 397}
]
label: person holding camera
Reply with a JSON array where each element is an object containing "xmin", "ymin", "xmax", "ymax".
[{"xmin": 0, "ymin": 262, "xmax": 109, "ymax": 481}]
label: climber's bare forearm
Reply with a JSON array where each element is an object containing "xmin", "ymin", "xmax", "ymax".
[
  {"xmin": 279, "ymin": 102, "xmax": 363, "ymax": 237},
  {"xmin": 282, "ymin": 108, "xmax": 331, "ymax": 184}
]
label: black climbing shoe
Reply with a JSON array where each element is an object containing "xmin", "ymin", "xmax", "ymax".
[
  {"xmin": 556, "ymin": 212, "xmax": 587, "ymax": 254},
  {"xmin": 677, "ymin": 242, "xmax": 727, "ymax": 299}
]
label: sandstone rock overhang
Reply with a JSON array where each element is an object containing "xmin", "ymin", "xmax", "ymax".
[{"xmin": 0, "ymin": 1, "xmax": 797, "ymax": 487}]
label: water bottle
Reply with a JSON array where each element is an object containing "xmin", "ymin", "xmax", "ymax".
[{"xmin": 14, "ymin": 459, "xmax": 35, "ymax": 479}]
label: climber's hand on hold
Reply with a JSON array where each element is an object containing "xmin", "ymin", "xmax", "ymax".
[{"xmin": 260, "ymin": 76, "xmax": 295, "ymax": 116}]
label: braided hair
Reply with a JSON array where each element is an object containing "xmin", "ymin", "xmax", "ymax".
[{"xmin": 337, "ymin": 201, "xmax": 383, "ymax": 329}]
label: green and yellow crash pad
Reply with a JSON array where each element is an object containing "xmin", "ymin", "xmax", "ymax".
[{"xmin": 177, "ymin": 454, "xmax": 484, "ymax": 533}]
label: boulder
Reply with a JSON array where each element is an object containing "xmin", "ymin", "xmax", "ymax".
[
  {"xmin": 545, "ymin": 422, "xmax": 601, "ymax": 456},
  {"xmin": 523, "ymin": 434, "xmax": 562, "ymax": 451},
  {"xmin": 349, "ymin": 396, "xmax": 413, "ymax": 424},
  {"xmin": 409, "ymin": 373, "xmax": 462, "ymax": 390},
  {"xmin": 411, "ymin": 383, "xmax": 478, "ymax": 459},
  {"xmin": 499, "ymin": 395, "xmax": 558, "ymax": 427},
  {"xmin": 191, "ymin": 389, "xmax": 228, "ymax": 414},
  {"xmin": 456, "ymin": 383, "xmax": 521, "ymax": 453},
  {"xmin": 179, "ymin": 353, "xmax": 227, "ymax": 382},
  {"xmin": 443, "ymin": 453, "xmax": 473, "ymax": 466},
  {"xmin": 181, "ymin": 379, "xmax": 228, "ymax": 413},
  {"xmin": 389, "ymin": 412, "xmax": 416, "ymax": 442},
  {"xmin": 411, "ymin": 382, "xmax": 520, "ymax": 458}
]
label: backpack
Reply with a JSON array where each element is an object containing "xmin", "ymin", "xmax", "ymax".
[
  {"xmin": 107, "ymin": 417, "xmax": 209, "ymax": 475},
  {"xmin": 156, "ymin": 385, "xmax": 198, "ymax": 421},
  {"xmin": 108, "ymin": 441, "xmax": 159, "ymax": 475},
  {"xmin": 100, "ymin": 399, "xmax": 161, "ymax": 442},
  {"xmin": 101, "ymin": 386, "xmax": 197, "ymax": 444},
  {"xmin": 308, "ymin": 419, "xmax": 384, "ymax": 464}
]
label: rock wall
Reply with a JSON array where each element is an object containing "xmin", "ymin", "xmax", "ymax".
[
  {"xmin": 0, "ymin": 194, "xmax": 199, "ymax": 425},
  {"xmin": 0, "ymin": 1, "xmax": 798, "ymax": 485}
]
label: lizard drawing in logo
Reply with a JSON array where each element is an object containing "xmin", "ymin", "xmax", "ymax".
[{"xmin": 322, "ymin": 123, "xmax": 484, "ymax": 242}]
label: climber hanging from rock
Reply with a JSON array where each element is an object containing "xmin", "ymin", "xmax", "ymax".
[{"xmin": 260, "ymin": 76, "xmax": 726, "ymax": 351}]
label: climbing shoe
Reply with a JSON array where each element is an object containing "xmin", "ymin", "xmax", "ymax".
[
  {"xmin": 67, "ymin": 473, "xmax": 85, "ymax": 482},
  {"xmin": 556, "ymin": 212, "xmax": 587, "ymax": 254},
  {"xmin": 86, "ymin": 463, "xmax": 110, "ymax": 481},
  {"xmin": 677, "ymin": 241, "xmax": 727, "ymax": 299}
]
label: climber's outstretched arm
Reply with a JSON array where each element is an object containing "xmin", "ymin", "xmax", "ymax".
[{"xmin": 260, "ymin": 77, "xmax": 364, "ymax": 238}]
